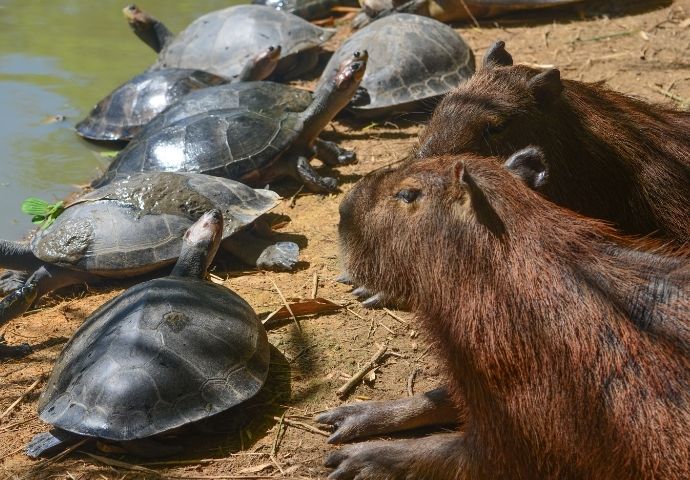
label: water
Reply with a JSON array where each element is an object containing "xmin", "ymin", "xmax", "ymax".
[{"xmin": 0, "ymin": 0, "xmax": 244, "ymax": 240}]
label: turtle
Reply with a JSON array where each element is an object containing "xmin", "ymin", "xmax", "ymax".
[
  {"xmin": 315, "ymin": 14, "xmax": 474, "ymax": 118},
  {"xmin": 251, "ymin": 0, "xmax": 360, "ymax": 21},
  {"xmin": 132, "ymin": 81, "xmax": 353, "ymax": 165},
  {"xmin": 91, "ymin": 52, "xmax": 368, "ymax": 193},
  {"xmin": 125, "ymin": 3, "xmax": 334, "ymax": 81},
  {"xmin": 0, "ymin": 173, "xmax": 298, "ymax": 358},
  {"xmin": 353, "ymin": 0, "xmax": 586, "ymax": 28},
  {"xmin": 74, "ymin": 45, "xmax": 282, "ymax": 143},
  {"xmin": 24, "ymin": 210, "xmax": 271, "ymax": 458}
]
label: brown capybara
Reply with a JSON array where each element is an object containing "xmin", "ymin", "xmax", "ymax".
[
  {"xmin": 416, "ymin": 41, "xmax": 690, "ymax": 243},
  {"xmin": 317, "ymin": 147, "xmax": 690, "ymax": 480}
]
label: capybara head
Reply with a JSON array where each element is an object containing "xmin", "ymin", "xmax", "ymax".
[
  {"xmin": 417, "ymin": 41, "xmax": 563, "ymax": 159},
  {"xmin": 416, "ymin": 41, "xmax": 690, "ymax": 241},
  {"xmin": 339, "ymin": 147, "xmax": 554, "ymax": 307}
]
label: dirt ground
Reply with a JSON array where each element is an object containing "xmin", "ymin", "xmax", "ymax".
[{"xmin": 2, "ymin": 1, "xmax": 689, "ymax": 478}]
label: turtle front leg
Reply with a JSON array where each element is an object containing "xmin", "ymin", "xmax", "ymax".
[
  {"xmin": 293, "ymin": 155, "xmax": 339, "ymax": 193},
  {"xmin": 0, "ymin": 266, "xmax": 91, "ymax": 359},
  {"xmin": 313, "ymin": 139, "xmax": 357, "ymax": 167},
  {"xmin": 222, "ymin": 230, "xmax": 300, "ymax": 272}
]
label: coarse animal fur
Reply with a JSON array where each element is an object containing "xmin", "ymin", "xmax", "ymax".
[
  {"xmin": 417, "ymin": 41, "xmax": 690, "ymax": 242},
  {"xmin": 327, "ymin": 150, "xmax": 690, "ymax": 479}
]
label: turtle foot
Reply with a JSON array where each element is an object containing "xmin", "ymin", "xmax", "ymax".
[
  {"xmin": 256, "ymin": 242, "xmax": 299, "ymax": 272},
  {"xmin": 26, "ymin": 429, "xmax": 82, "ymax": 458},
  {"xmin": 0, "ymin": 282, "xmax": 38, "ymax": 326},
  {"xmin": 0, "ymin": 270, "xmax": 28, "ymax": 295}
]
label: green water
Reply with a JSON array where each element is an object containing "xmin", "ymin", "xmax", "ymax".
[{"xmin": 0, "ymin": 0, "xmax": 244, "ymax": 240}]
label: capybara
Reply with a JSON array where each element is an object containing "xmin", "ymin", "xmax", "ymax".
[
  {"xmin": 318, "ymin": 147, "xmax": 690, "ymax": 479},
  {"xmin": 416, "ymin": 41, "xmax": 690, "ymax": 242}
]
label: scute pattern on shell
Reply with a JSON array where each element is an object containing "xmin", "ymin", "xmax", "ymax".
[
  {"xmin": 38, "ymin": 278, "xmax": 269, "ymax": 441},
  {"xmin": 316, "ymin": 14, "xmax": 475, "ymax": 113},
  {"xmin": 94, "ymin": 109, "xmax": 302, "ymax": 188},
  {"xmin": 75, "ymin": 69, "xmax": 225, "ymax": 142},
  {"xmin": 153, "ymin": 5, "xmax": 333, "ymax": 79}
]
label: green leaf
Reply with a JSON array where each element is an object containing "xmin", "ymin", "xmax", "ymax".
[
  {"xmin": 21, "ymin": 197, "xmax": 65, "ymax": 229},
  {"xmin": 21, "ymin": 197, "xmax": 51, "ymax": 216}
]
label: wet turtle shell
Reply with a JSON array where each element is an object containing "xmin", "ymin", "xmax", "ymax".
[
  {"xmin": 37, "ymin": 275, "xmax": 269, "ymax": 441},
  {"xmin": 93, "ymin": 107, "xmax": 307, "ymax": 188},
  {"xmin": 75, "ymin": 69, "xmax": 225, "ymax": 142},
  {"xmin": 316, "ymin": 14, "xmax": 474, "ymax": 117},
  {"xmin": 30, "ymin": 172, "xmax": 280, "ymax": 276},
  {"xmin": 153, "ymin": 5, "xmax": 333, "ymax": 80},
  {"xmin": 135, "ymin": 81, "xmax": 313, "ymax": 139},
  {"xmin": 252, "ymin": 0, "xmax": 359, "ymax": 20}
]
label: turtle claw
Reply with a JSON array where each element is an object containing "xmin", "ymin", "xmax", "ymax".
[{"xmin": 256, "ymin": 241, "xmax": 299, "ymax": 272}]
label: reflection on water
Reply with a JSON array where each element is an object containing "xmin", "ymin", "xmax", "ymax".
[{"xmin": 0, "ymin": 0, "xmax": 242, "ymax": 239}]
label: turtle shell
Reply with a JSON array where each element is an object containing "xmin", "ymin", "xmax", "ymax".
[
  {"xmin": 30, "ymin": 172, "xmax": 280, "ymax": 275},
  {"xmin": 252, "ymin": 0, "xmax": 359, "ymax": 21},
  {"xmin": 38, "ymin": 278, "xmax": 269, "ymax": 441},
  {"xmin": 316, "ymin": 14, "xmax": 475, "ymax": 117},
  {"xmin": 75, "ymin": 69, "xmax": 226, "ymax": 142},
  {"xmin": 92, "ymin": 108, "xmax": 303, "ymax": 188},
  {"xmin": 153, "ymin": 5, "xmax": 333, "ymax": 80},
  {"xmin": 136, "ymin": 81, "xmax": 312, "ymax": 140}
]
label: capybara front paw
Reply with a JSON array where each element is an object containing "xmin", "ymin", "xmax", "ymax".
[
  {"xmin": 316, "ymin": 403, "xmax": 393, "ymax": 444},
  {"xmin": 325, "ymin": 441, "xmax": 418, "ymax": 480}
]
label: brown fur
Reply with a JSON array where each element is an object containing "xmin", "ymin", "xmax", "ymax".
[
  {"xmin": 336, "ymin": 155, "xmax": 690, "ymax": 479},
  {"xmin": 416, "ymin": 45, "xmax": 690, "ymax": 242}
]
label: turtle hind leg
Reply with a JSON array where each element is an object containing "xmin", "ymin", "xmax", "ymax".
[
  {"xmin": 26, "ymin": 429, "xmax": 84, "ymax": 458},
  {"xmin": 313, "ymin": 139, "xmax": 357, "ymax": 167}
]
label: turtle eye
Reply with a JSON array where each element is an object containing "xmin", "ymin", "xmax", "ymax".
[
  {"xmin": 394, "ymin": 188, "xmax": 421, "ymax": 203},
  {"xmin": 484, "ymin": 122, "xmax": 507, "ymax": 136}
]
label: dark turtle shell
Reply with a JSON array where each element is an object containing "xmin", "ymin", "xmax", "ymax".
[
  {"xmin": 316, "ymin": 14, "xmax": 474, "ymax": 117},
  {"xmin": 92, "ymin": 108, "xmax": 304, "ymax": 188},
  {"xmin": 75, "ymin": 69, "xmax": 225, "ymax": 142},
  {"xmin": 30, "ymin": 172, "xmax": 280, "ymax": 275},
  {"xmin": 252, "ymin": 0, "xmax": 359, "ymax": 20},
  {"xmin": 38, "ymin": 277, "xmax": 269, "ymax": 441},
  {"xmin": 135, "ymin": 81, "xmax": 313, "ymax": 139},
  {"xmin": 153, "ymin": 5, "xmax": 333, "ymax": 80}
]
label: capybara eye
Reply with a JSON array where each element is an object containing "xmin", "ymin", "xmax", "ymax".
[
  {"xmin": 484, "ymin": 122, "xmax": 507, "ymax": 136},
  {"xmin": 394, "ymin": 188, "xmax": 421, "ymax": 203}
]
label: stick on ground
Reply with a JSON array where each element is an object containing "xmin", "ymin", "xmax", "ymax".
[{"xmin": 337, "ymin": 344, "xmax": 388, "ymax": 398}]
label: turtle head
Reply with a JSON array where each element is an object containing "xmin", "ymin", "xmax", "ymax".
[
  {"xmin": 123, "ymin": 4, "xmax": 172, "ymax": 53},
  {"xmin": 238, "ymin": 45, "xmax": 282, "ymax": 82},
  {"xmin": 172, "ymin": 210, "xmax": 223, "ymax": 279},
  {"xmin": 335, "ymin": 52, "xmax": 367, "ymax": 93}
]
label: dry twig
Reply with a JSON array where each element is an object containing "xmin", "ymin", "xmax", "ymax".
[
  {"xmin": 269, "ymin": 277, "xmax": 301, "ymax": 332},
  {"xmin": 1, "ymin": 376, "xmax": 43, "ymax": 420},
  {"xmin": 268, "ymin": 416, "xmax": 330, "ymax": 437},
  {"xmin": 337, "ymin": 344, "xmax": 388, "ymax": 398}
]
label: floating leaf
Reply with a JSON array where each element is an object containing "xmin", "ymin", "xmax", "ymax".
[{"xmin": 21, "ymin": 197, "xmax": 51, "ymax": 216}]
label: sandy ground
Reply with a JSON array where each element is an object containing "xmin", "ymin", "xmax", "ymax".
[{"xmin": 1, "ymin": 1, "xmax": 689, "ymax": 478}]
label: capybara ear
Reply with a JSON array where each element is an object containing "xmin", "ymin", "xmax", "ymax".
[
  {"xmin": 454, "ymin": 161, "xmax": 507, "ymax": 237},
  {"xmin": 528, "ymin": 68, "xmax": 562, "ymax": 105},
  {"xmin": 504, "ymin": 147, "xmax": 549, "ymax": 190},
  {"xmin": 482, "ymin": 40, "xmax": 513, "ymax": 70}
]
